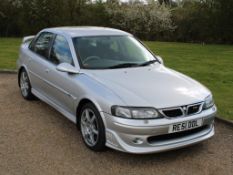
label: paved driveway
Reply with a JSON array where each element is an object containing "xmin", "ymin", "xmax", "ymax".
[{"xmin": 0, "ymin": 74, "xmax": 232, "ymax": 175}]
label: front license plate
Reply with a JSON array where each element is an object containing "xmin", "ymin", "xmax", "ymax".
[{"xmin": 168, "ymin": 119, "xmax": 203, "ymax": 133}]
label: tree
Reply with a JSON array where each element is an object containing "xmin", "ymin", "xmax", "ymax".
[{"xmin": 106, "ymin": 1, "xmax": 174, "ymax": 40}]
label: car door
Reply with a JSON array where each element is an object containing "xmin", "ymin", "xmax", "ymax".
[
  {"xmin": 44, "ymin": 34, "xmax": 77, "ymax": 114},
  {"xmin": 27, "ymin": 32, "xmax": 55, "ymax": 97}
]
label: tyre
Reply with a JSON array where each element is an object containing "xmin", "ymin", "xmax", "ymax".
[
  {"xmin": 19, "ymin": 69, "xmax": 35, "ymax": 100},
  {"xmin": 79, "ymin": 103, "xmax": 106, "ymax": 151}
]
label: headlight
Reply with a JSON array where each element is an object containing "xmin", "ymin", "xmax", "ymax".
[
  {"xmin": 203, "ymin": 95, "xmax": 214, "ymax": 109},
  {"xmin": 111, "ymin": 106, "xmax": 161, "ymax": 119}
]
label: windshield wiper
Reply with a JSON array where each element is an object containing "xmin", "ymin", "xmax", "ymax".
[
  {"xmin": 107, "ymin": 60, "xmax": 158, "ymax": 69},
  {"xmin": 108, "ymin": 63, "xmax": 139, "ymax": 69},
  {"xmin": 139, "ymin": 59, "xmax": 158, "ymax": 66}
]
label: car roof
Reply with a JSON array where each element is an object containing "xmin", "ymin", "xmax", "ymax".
[{"xmin": 43, "ymin": 26, "xmax": 131, "ymax": 38}]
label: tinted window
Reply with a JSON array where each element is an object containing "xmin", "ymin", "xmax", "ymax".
[
  {"xmin": 50, "ymin": 35, "xmax": 73, "ymax": 65},
  {"xmin": 32, "ymin": 32, "xmax": 54, "ymax": 58}
]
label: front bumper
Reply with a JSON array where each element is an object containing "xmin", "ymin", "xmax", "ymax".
[{"xmin": 101, "ymin": 105, "xmax": 216, "ymax": 154}]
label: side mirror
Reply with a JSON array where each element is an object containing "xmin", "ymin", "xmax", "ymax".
[
  {"xmin": 56, "ymin": 63, "xmax": 79, "ymax": 74},
  {"xmin": 156, "ymin": 55, "xmax": 164, "ymax": 65}
]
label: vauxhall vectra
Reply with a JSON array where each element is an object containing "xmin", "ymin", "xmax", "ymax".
[{"xmin": 17, "ymin": 27, "xmax": 216, "ymax": 153}]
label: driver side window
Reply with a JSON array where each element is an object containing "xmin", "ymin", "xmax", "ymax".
[{"xmin": 50, "ymin": 35, "xmax": 74, "ymax": 65}]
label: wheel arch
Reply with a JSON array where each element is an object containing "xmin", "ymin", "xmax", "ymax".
[
  {"xmin": 76, "ymin": 98, "xmax": 103, "ymax": 124},
  {"xmin": 76, "ymin": 98, "xmax": 95, "ymax": 120}
]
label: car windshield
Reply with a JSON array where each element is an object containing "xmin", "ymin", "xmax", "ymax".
[{"xmin": 73, "ymin": 35, "xmax": 157, "ymax": 69}]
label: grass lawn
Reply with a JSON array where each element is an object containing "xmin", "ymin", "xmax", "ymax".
[
  {"xmin": 0, "ymin": 38, "xmax": 232, "ymax": 120},
  {"xmin": 0, "ymin": 38, "xmax": 22, "ymax": 69}
]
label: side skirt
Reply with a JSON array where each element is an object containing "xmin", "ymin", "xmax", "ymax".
[{"xmin": 31, "ymin": 88, "xmax": 77, "ymax": 124}]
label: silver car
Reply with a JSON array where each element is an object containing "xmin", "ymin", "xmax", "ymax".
[{"xmin": 17, "ymin": 27, "xmax": 216, "ymax": 154}]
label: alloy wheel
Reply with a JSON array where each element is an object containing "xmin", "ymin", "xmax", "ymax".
[
  {"xmin": 20, "ymin": 71, "xmax": 29, "ymax": 97},
  {"xmin": 80, "ymin": 108, "xmax": 99, "ymax": 147}
]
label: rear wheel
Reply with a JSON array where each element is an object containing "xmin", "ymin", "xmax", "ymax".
[
  {"xmin": 79, "ymin": 103, "xmax": 106, "ymax": 151},
  {"xmin": 19, "ymin": 69, "xmax": 34, "ymax": 100}
]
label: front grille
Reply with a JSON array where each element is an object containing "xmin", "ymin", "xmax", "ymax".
[
  {"xmin": 161, "ymin": 102, "xmax": 202, "ymax": 118},
  {"xmin": 147, "ymin": 125, "xmax": 209, "ymax": 144},
  {"xmin": 162, "ymin": 108, "xmax": 183, "ymax": 117},
  {"xmin": 187, "ymin": 104, "xmax": 201, "ymax": 115}
]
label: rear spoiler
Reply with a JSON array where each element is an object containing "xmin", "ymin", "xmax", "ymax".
[{"xmin": 22, "ymin": 35, "xmax": 35, "ymax": 44}]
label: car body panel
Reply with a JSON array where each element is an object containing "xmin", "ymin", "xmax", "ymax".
[{"xmin": 81, "ymin": 64, "xmax": 210, "ymax": 108}]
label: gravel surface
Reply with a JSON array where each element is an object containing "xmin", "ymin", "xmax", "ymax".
[{"xmin": 0, "ymin": 74, "xmax": 232, "ymax": 175}]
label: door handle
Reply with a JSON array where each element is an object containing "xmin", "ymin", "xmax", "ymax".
[{"xmin": 45, "ymin": 69, "xmax": 50, "ymax": 73}]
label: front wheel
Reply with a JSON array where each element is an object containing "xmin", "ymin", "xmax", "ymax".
[{"xmin": 79, "ymin": 103, "xmax": 106, "ymax": 151}]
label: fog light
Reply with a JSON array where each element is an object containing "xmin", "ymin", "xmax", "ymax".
[{"xmin": 132, "ymin": 138, "xmax": 143, "ymax": 145}]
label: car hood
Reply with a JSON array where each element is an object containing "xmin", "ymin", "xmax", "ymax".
[{"xmin": 83, "ymin": 64, "xmax": 210, "ymax": 108}]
